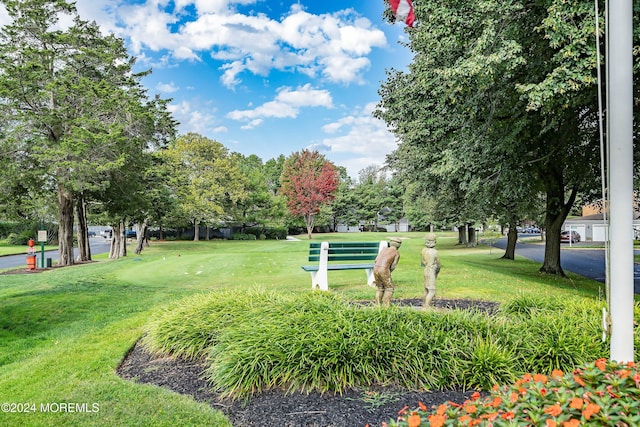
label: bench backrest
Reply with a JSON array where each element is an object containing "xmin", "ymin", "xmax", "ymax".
[{"xmin": 308, "ymin": 241, "xmax": 388, "ymax": 262}]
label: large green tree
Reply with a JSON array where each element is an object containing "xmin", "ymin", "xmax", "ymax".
[
  {"xmin": 377, "ymin": 0, "xmax": 632, "ymax": 274},
  {"xmin": 0, "ymin": 0, "xmax": 170, "ymax": 264},
  {"xmin": 163, "ymin": 133, "xmax": 246, "ymax": 241}
]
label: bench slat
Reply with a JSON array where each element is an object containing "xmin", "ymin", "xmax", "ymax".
[
  {"xmin": 308, "ymin": 248, "xmax": 379, "ymax": 256},
  {"xmin": 302, "ymin": 263, "xmax": 374, "ymax": 272},
  {"xmin": 309, "ymin": 242, "xmax": 380, "ymax": 248},
  {"xmin": 308, "ymin": 254, "xmax": 378, "ymax": 262}
]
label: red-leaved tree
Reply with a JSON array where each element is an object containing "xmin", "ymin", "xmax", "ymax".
[{"xmin": 280, "ymin": 150, "xmax": 339, "ymax": 239}]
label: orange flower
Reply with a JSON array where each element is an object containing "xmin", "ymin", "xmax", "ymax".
[
  {"xmin": 616, "ymin": 369, "xmax": 631, "ymax": 379},
  {"xmin": 563, "ymin": 419, "xmax": 580, "ymax": 427},
  {"xmin": 501, "ymin": 411, "xmax": 515, "ymax": 420},
  {"xmin": 480, "ymin": 412, "xmax": 498, "ymax": 421},
  {"xmin": 464, "ymin": 404, "xmax": 477, "ymax": 414},
  {"xmin": 489, "ymin": 396, "xmax": 502, "ymax": 408},
  {"xmin": 595, "ymin": 358, "xmax": 607, "ymax": 371},
  {"xmin": 458, "ymin": 414, "xmax": 471, "ymax": 424},
  {"xmin": 471, "ymin": 391, "xmax": 481, "ymax": 401},
  {"xmin": 569, "ymin": 397, "xmax": 583, "ymax": 410},
  {"xmin": 418, "ymin": 401, "xmax": 428, "ymax": 411},
  {"xmin": 551, "ymin": 369, "xmax": 564, "ymax": 379},
  {"xmin": 510, "ymin": 392, "xmax": 519, "ymax": 403},
  {"xmin": 398, "ymin": 405, "xmax": 409, "ymax": 416},
  {"xmin": 408, "ymin": 413, "xmax": 421, "ymax": 427},
  {"xmin": 436, "ymin": 404, "xmax": 447, "ymax": 416},
  {"xmin": 533, "ymin": 374, "xmax": 548, "ymax": 383},
  {"xmin": 544, "ymin": 404, "xmax": 562, "ymax": 417},
  {"xmin": 427, "ymin": 414, "xmax": 445, "ymax": 427},
  {"xmin": 546, "ymin": 420, "xmax": 557, "ymax": 427},
  {"xmin": 573, "ymin": 375, "xmax": 586, "ymax": 387},
  {"xmin": 607, "ymin": 385, "xmax": 620, "ymax": 398},
  {"xmin": 583, "ymin": 403, "xmax": 601, "ymax": 420},
  {"xmin": 626, "ymin": 361, "xmax": 636, "ymax": 368}
]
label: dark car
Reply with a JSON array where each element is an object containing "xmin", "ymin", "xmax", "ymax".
[
  {"xmin": 560, "ymin": 230, "xmax": 580, "ymax": 243},
  {"xmin": 88, "ymin": 231, "xmax": 96, "ymax": 237},
  {"xmin": 125, "ymin": 230, "xmax": 137, "ymax": 238}
]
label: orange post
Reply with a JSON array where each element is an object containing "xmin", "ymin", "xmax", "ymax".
[
  {"xmin": 26, "ymin": 255, "xmax": 36, "ymax": 270},
  {"xmin": 27, "ymin": 238, "xmax": 37, "ymax": 270}
]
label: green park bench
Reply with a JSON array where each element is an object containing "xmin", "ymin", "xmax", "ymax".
[{"xmin": 301, "ymin": 241, "xmax": 388, "ymax": 291}]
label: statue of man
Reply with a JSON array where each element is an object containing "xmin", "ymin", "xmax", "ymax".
[
  {"xmin": 421, "ymin": 233, "xmax": 440, "ymax": 308},
  {"xmin": 373, "ymin": 237, "xmax": 402, "ymax": 306}
]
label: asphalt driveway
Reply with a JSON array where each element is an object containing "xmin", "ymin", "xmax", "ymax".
[{"xmin": 493, "ymin": 235, "xmax": 640, "ymax": 295}]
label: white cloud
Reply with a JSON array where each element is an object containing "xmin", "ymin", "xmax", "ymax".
[
  {"xmin": 227, "ymin": 84, "xmax": 333, "ymax": 125},
  {"xmin": 240, "ymin": 119, "xmax": 263, "ymax": 130},
  {"xmin": 318, "ymin": 102, "xmax": 398, "ymax": 177},
  {"xmin": 156, "ymin": 81, "xmax": 179, "ymax": 93},
  {"xmin": 84, "ymin": 1, "xmax": 387, "ymax": 88},
  {"xmin": 168, "ymin": 100, "xmax": 218, "ymax": 135}
]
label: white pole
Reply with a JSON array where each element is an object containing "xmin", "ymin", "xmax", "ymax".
[{"xmin": 607, "ymin": 0, "xmax": 634, "ymax": 362}]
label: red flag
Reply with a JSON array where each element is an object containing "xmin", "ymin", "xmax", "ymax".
[{"xmin": 388, "ymin": 0, "xmax": 415, "ymax": 27}]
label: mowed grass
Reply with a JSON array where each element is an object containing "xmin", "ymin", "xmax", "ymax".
[{"xmin": 0, "ymin": 232, "xmax": 617, "ymax": 426}]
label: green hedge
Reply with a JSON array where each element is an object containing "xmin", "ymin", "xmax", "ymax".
[{"xmin": 143, "ymin": 291, "xmax": 635, "ymax": 400}]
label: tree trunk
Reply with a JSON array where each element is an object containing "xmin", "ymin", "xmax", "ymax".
[
  {"xmin": 118, "ymin": 218, "xmax": 127, "ymax": 258},
  {"xmin": 108, "ymin": 224, "xmax": 119, "ymax": 259},
  {"xmin": 457, "ymin": 226, "xmax": 467, "ymax": 245},
  {"xmin": 159, "ymin": 225, "xmax": 164, "ymax": 240},
  {"xmin": 134, "ymin": 220, "xmax": 148, "ymax": 255},
  {"xmin": 502, "ymin": 214, "xmax": 519, "ymax": 260},
  {"xmin": 75, "ymin": 193, "xmax": 91, "ymax": 262},
  {"xmin": 538, "ymin": 164, "xmax": 578, "ymax": 275},
  {"xmin": 193, "ymin": 218, "xmax": 200, "ymax": 241},
  {"xmin": 467, "ymin": 224, "xmax": 477, "ymax": 247},
  {"xmin": 109, "ymin": 220, "xmax": 127, "ymax": 259},
  {"xmin": 305, "ymin": 213, "xmax": 315, "ymax": 239},
  {"xmin": 57, "ymin": 184, "xmax": 75, "ymax": 266},
  {"xmin": 205, "ymin": 224, "xmax": 210, "ymax": 241},
  {"xmin": 502, "ymin": 225, "xmax": 518, "ymax": 260}
]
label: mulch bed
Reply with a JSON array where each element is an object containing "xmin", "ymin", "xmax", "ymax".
[{"xmin": 117, "ymin": 298, "xmax": 498, "ymax": 427}]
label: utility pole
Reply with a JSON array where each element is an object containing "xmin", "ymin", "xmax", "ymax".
[{"xmin": 607, "ymin": 0, "xmax": 635, "ymax": 362}]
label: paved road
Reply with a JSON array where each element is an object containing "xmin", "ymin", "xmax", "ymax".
[
  {"xmin": 493, "ymin": 235, "xmax": 640, "ymax": 295},
  {"xmin": 0, "ymin": 237, "xmax": 111, "ymax": 270}
]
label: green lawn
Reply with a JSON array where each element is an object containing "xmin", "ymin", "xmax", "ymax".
[{"xmin": 0, "ymin": 232, "xmax": 619, "ymax": 426}]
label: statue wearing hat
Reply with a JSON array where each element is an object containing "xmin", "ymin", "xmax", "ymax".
[
  {"xmin": 373, "ymin": 237, "xmax": 402, "ymax": 306},
  {"xmin": 421, "ymin": 233, "xmax": 440, "ymax": 308}
]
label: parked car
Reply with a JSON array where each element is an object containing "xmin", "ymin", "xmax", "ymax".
[
  {"xmin": 125, "ymin": 230, "xmax": 137, "ymax": 238},
  {"xmin": 88, "ymin": 231, "xmax": 96, "ymax": 237},
  {"xmin": 560, "ymin": 230, "xmax": 581, "ymax": 243}
]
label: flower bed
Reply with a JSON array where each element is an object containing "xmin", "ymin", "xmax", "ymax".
[{"xmin": 389, "ymin": 359, "xmax": 640, "ymax": 426}]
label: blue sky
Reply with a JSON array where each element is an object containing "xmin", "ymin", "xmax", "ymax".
[{"xmin": 2, "ymin": 0, "xmax": 413, "ymax": 178}]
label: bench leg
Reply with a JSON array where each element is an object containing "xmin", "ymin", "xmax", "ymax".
[
  {"xmin": 310, "ymin": 270, "xmax": 329, "ymax": 291},
  {"xmin": 365, "ymin": 268, "xmax": 375, "ymax": 287}
]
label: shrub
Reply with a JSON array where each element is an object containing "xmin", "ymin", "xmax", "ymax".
[
  {"xmin": 243, "ymin": 226, "xmax": 288, "ymax": 240},
  {"xmin": 7, "ymin": 231, "xmax": 32, "ymax": 245},
  {"xmin": 389, "ymin": 359, "xmax": 640, "ymax": 426},
  {"xmin": 143, "ymin": 292, "xmax": 636, "ymax": 400}
]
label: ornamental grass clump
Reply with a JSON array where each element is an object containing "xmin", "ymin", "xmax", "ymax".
[
  {"xmin": 143, "ymin": 289, "xmax": 286, "ymax": 359},
  {"xmin": 389, "ymin": 359, "xmax": 640, "ymax": 427}
]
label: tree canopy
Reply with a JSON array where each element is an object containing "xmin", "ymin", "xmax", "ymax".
[
  {"xmin": 377, "ymin": 0, "xmax": 639, "ymax": 274},
  {"xmin": 280, "ymin": 149, "xmax": 339, "ymax": 239}
]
